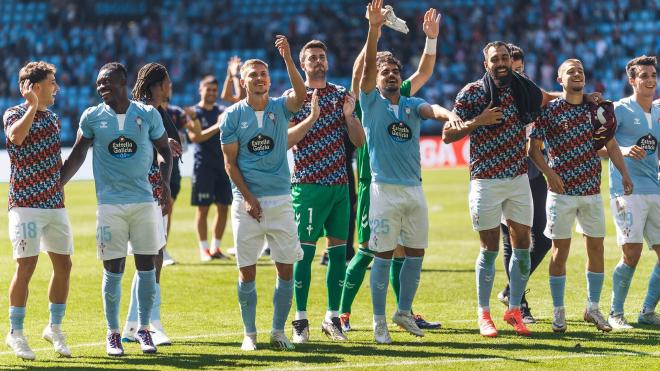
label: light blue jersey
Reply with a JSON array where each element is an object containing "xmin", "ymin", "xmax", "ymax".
[
  {"xmin": 220, "ymin": 96, "xmax": 294, "ymax": 198},
  {"xmin": 610, "ymin": 96, "xmax": 660, "ymax": 197},
  {"xmin": 359, "ymin": 89, "xmax": 426, "ymax": 186},
  {"xmin": 79, "ymin": 101, "xmax": 165, "ymax": 204}
]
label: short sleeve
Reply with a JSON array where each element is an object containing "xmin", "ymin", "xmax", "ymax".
[
  {"xmin": 276, "ymin": 96, "xmax": 295, "ymax": 122},
  {"xmin": 411, "ymin": 98, "xmax": 428, "ymax": 120},
  {"xmin": 2, "ymin": 108, "xmax": 19, "ymax": 136},
  {"xmin": 220, "ymin": 109, "xmax": 238, "ymax": 144},
  {"xmin": 529, "ymin": 111, "xmax": 548, "ymax": 140},
  {"xmin": 359, "ymin": 89, "xmax": 379, "ymax": 110},
  {"xmin": 149, "ymin": 108, "xmax": 166, "ymax": 140},
  {"xmin": 452, "ymin": 84, "xmax": 480, "ymax": 121},
  {"xmin": 78, "ymin": 109, "xmax": 94, "ymax": 139}
]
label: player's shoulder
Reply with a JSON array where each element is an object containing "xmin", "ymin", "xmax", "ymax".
[
  {"xmin": 167, "ymin": 104, "xmax": 184, "ymax": 114},
  {"xmin": 456, "ymin": 80, "xmax": 485, "ymax": 100},
  {"xmin": 613, "ymin": 96, "xmax": 635, "ymax": 114},
  {"xmin": 327, "ymin": 82, "xmax": 347, "ymax": 94},
  {"xmin": 131, "ymin": 100, "xmax": 157, "ymax": 114},
  {"xmin": 81, "ymin": 102, "xmax": 109, "ymax": 120},
  {"xmin": 224, "ymin": 99, "xmax": 246, "ymax": 115},
  {"xmin": 3, "ymin": 104, "xmax": 27, "ymax": 122}
]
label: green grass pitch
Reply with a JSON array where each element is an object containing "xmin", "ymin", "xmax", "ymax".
[{"xmin": 0, "ymin": 166, "xmax": 658, "ymax": 370}]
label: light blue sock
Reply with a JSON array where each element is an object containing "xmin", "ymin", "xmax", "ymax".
[
  {"xmin": 642, "ymin": 264, "xmax": 660, "ymax": 313},
  {"xmin": 611, "ymin": 262, "xmax": 635, "ymax": 315},
  {"xmin": 549, "ymin": 275, "xmax": 566, "ymax": 308},
  {"xmin": 397, "ymin": 256, "xmax": 423, "ymax": 314},
  {"xmin": 49, "ymin": 303, "xmax": 66, "ymax": 326},
  {"xmin": 586, "ymin": 271, "xmax": 605, "ymax": 307},
  {"xmin": 508, "ymin": 248, "xmax": 531, "ymax": 310},
  {"xmin": 272, "ymin": 277, "xmax": 293, "ymax": 332},
  {"xmin": 9, "ymin": 306, "xmax": 26, "ymax": 332},
  {"xmin": 126, "ymin": 271, "xmax": 139, "ymax": 323},
  {"xmin": 151, "ymin": 283, "xmax": 161, "ymax": 322},
  {"xmin": 475, "ymin": 250, "xmax": 498, "ymax": 311},
  {"xmin": 238, "ymin": 280, "xmax": 257, "ymax": 334},
  {"xmin": 102, "ymin": 270, "xmax": 123, "ymax": 331},
  {"xmin": 370, "ymin": 257, "xmax": 391, "ymax": 317},
  {"xmin": 136, "ymin": 269, "xmax": 157, "ymax": 329}
]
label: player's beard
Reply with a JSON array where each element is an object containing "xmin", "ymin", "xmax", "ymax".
[
  {"xmin": 309, "ymin": 67, "xmax": 326, "ymax": 81},
  {"xmin": 491, "ymin": 67, "xmax": 513, "ymax": 87}
]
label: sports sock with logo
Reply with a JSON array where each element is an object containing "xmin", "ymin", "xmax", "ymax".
[
  {"xmin": 9, "ymin": 306, "xmax": 26, "ymax": 334},
  {"xmin": 49, "ymin": 303, "xmax": 66, "ymax": 327},
  {"xmin": 586, "ymin": 271, "xmax": 605, "ymax": 309},
  {"xmin": 293, "ymin": 243, "xmax": 316, "ymax": 313},
  {"xmin": 238, "ymin": 280, "xmax": 257, "ymax": 335},
  {"xmin": 475, "ymin": 250, "xmax": 498, "ymax": 311},
  {"xmin": 611, "ymin": 261, "xmax": 635, "ymax": 315},
  {"xmin": 398, "ymin": 256, "xmax": 423, "ymax": 314},
  {"xmin": 371, "ymin": 256, "xmax": 391, "ymax": 318},
  {"xmin": 549, "ymin": 275, "xmax": 566, "ymax": 308},
  {"xmin": 340, "ymin": 248, "xmax": 374, "ymax": 314},
  {"xmin": 642, "ymin": 264, "xmax": 660, "ymax": 313},
  {"xmin": 136, "ymin": 269, "xmax": 157, "ymax": 330},
  {"xmin": 272, "ymin": 277, "xmax": 293, "ymax": 332},
  {"xmin": 102, "ymin": 270, "xmax": 123, "ymax": 332},
  {"xmin": 390, "ymin": 256, "xmax": 405, "ymax": 305},
  {"xmin": 508, "ymin": 248, "xmax": 531, "ymax": 310},
  {"xmin": 326, "ymin": 245, "xmax": 347, "ymax": 313}
]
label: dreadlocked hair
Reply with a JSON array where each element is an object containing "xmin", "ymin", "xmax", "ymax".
[{"xmin": 132, "ymin": 63, "xmax": 168, "ymax": 103}]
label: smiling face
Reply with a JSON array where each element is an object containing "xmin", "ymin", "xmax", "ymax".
[
  {"xmin": 199, "ymin": 82, "xmax": 218, "ymax": 106},
  {"xmin": 36, "ymin": 73, "xmax": 59, "ymax": 107},
  {"xmin": 484, "ymin": 45, "xmax": 512, "ymax": 80},
  {"xmin": 557, "ymin": 60, "xmax": 585, "ymax": 93},
  {"xmin": 629, "ymin": 65, "xmax": 657, "ymax": 99},
  {"xmin": 301, "ymin": 47, "xmax": 328, "ymax": 81},
  {"xmin": 241, "ymin": 63, "xmax": 270, "ymax": 96},
  {"xmin": 96, "ymin": 68, "xmax": 126, "ymax": 106},
  {"xmin": 377, "ymin": 62, "xmax": 402, "ymax": 94}
]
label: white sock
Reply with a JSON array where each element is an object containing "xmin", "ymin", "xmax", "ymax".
[
  {"xmin": 295, "ymin": 311, "xmax": 307, "ymax": 320},
  {"xmin": 50, "ymin": 324, "xmax": 62, "ymax": 331},
  {"xmin": 10, "ymin": 329, "xmax": 23, "ymax": 336},
  {"xmin": 478, "ymin": 306, "xmax": 490, "ymax": 315},
  {"xmin": 325, "ymin": 311, "xmax": 333, "ymax": 321},
  {"xmin": 588, "ymin": 302, "xmax": 600, "ymax": 312},
  {"xmin": 199, "ymin": 240, "xmax": 209, "ymax": 250},
  {"xmin": 150, "ymin": 320, "xmax": 163, "ymax": 331},
  {"xmin": 212, "ymin": 239, "xmax": 222, "ymax": 251},
  {"xmin": 373, "ymin": 314, "xmax": 386, "ymax": 323}
]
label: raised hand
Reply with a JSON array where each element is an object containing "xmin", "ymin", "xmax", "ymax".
[
  {"xmin": 275, "ymin": 35, "xmax": 292, "ymax": 61},
  {"xmin": 476, "ymin": 102, "xmax": 504, "ymax": 126},
  {"xmin": 309, "ymin": 89, "xmax": 321, "ymax": 122},
  {"xmin": 343, "ymin": 92, "xmax": 356, "ymax": 118},
  {"xmin": 20, "ymin": 79, "xmax": 39, "ymax": 107},
  {"xmin": 422, "ymin": 8, "xmax": 442, "ymax": 39},
  {"xmin": 366, "ymin": 0, "xmax": 387, "ymax": 27},
  {"xmin": 228, "ymin": 56, "xmax": 241, "ymax": 76}
]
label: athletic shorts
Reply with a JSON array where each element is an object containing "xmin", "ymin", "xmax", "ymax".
[
  {"xmin": 128, "ymin": 213, "xmax": 167, "ymax": 255},
  {"xmin": 291, "ymin": 183, "xmax": 349, "ymax": 242},
  {"xmin": 96, "ymin": 202, "xmax": 162, "ymax": 261},
  {"xmin": 368, "ymin": 182, "xmax": 428, "ymax": 252},
  {"xmin": 468, "ymin": 174, "xmax": 533, "ymax": 231},
  {"xmin": 8, "ymin": 208, "xmax": 73, "ymax": 259},
  {"xmin": 191, "ymin": 165, "xmax": 232, "ymax": 206},
  {"xmin": 231, "ymin": 195, "xmax": 303, "ymax": 268},
  {"xmin": 356, "ymin": 179, "xmax": 371, "ymax": 244},
  {"xmin": 545, "ymin": 192, "xmax": 605, "ymax": 239},
  {"xmin": 611, "ymin": 194, "xmax": 660, "ymax": 248}
]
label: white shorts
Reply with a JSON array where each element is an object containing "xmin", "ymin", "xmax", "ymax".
[
  {"xmin": 610, "ymin": 194, "xmax": 660, "ymax": 248},
  {"xmin": 545, "ymin": 192, "xmax": 605, "ymax": 239},
  {"xmin": 231, "ymin": 195, "xmax": 303, "ymax": 268},
  {"xmin": 128, "ymin": 213, "xmax": 167, "ymax": 255},
  {"xmin": 468, "ymin": 175, "xmax": 533, "ymax": 231},
  {"xmin": 8, "ymin": 208, "xmax": 73, "ymax": 259},
  {"xmin": 96, "ymin": 202, "xmax": 162, "ymax": 261},
  {"xmin": 368, "ymin": 183, "xmax": 428, "ymax": 252}
]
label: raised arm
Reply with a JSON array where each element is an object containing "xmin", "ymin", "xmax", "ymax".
[
  {"xmin": 605, "ymin": 137, "xmax": 634, "ymax": 195},
  {"xmin": 6, "ymin": 80, "xmax": 39, "ymax": 146},
  {"xmin": 360, "ymin": 0, "xmax": 387, "ymax": 94},
  {"xmin": 184, "ymin": 107, "xmax": 220, "ymax": 143},
  {"xmin": 275, "ymin": 35, "xmax": 306, "ymax": 113},
  {"xmin": 343, "ymin": 92, "xmax": 365, "ymax": 147},
  {"xmin": 220, "ymin": 56, "xmax": 246, "ymax": 104},
  {"xmin": 351, "ymin": 46, "xmax": 366, "ymax": 98},
  {"xmin": 288, "ymin": 89, "xmax": 320, "ymax": 148},
  {"xmin": 61, "ymin": 131, "xmax": 93, "ymax": 185},
  {"xmin": 528, "ymin": 138, "xmax": 564, "ymax": 194},
  {"xmin": 222, "ymin": 141, "xmax": 262, "ymax": 221},
  {"xmin": 408, "ymin": 8, "xmax": 441, "ymax": 95}
]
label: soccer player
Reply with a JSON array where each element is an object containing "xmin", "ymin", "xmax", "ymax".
[
  {"xmin": 3, "ymin": 61, "xmax": 72, "ymax": 359},
  {"xmin": 443, "ymin": 42, "xmax": 605, "ymax": 337},
  {"xmin": 61, "ymin": 62, "xmax": 173, "ymax": 356},
  {"xmin": 607, "ymin": 56, "xmax": 660, "ymax": 329},
  {"xmin": 220, "ymin": 35, "xmax": 306, "ymax": 351},
  {"xmin": 496, "ymin": 44, "xmax": 552, "ymax": 324},
  {"xmin": 221, "ymin": 56, "xmax": 246, "ymax": 104},
  {"xmin": 186, "ymin": 75, "xmax": 232, "ymax": 261},
  {"xmin": 121, "ymin": 63, "xmax": 183, "ymax": 346},
  {"xmin": 286, "ymin": 39, "xmax": 365, "ymax": 343},
  {"xmin": 361, "ymin": 0, "xmax": 463, "ymax": 343},
  {"xmin": 528, "ymin": 58, "xmax": 632, "ymax": 333},
  {"xmin": 339, "ymin": 7, "xmax": 443, "ymax": 332}
]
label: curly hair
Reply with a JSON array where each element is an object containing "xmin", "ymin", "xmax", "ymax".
[
  {"xmin": 376, "ymin": 51, "xmax": 403, "ymax": 73},
  {"xmin": 18, "ymin": 61, "xmax": 56, "ymax": 85},
  {"xmin": 626, "ymin": 55, "xmax": 657, "ymax": 79}
]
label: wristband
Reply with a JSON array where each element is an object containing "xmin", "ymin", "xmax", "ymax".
[{"xmin": 424, "ymin": 37, "xmax": 437, "ymax": 55}]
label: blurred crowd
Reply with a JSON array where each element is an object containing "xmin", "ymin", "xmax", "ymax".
[{"xmin": 1, "ymin": 0, "xmax": 658, "ymax": 146}]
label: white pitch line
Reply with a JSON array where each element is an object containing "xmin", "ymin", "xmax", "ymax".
[
  {"xmin": 0, "ymin": 331, "xmax": 244, "ymax": 356},
  {"xmin": 271, "ymin": 351, "xmax": 660, "ymax": 371}
]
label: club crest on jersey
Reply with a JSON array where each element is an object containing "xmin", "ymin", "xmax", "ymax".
[
  {"xmin": 136, "ymin": 116, "xmax": 143, "ymax": 131},
  {"xmin": 637, "ymin": 134, "xmax": 657, "ymax": 153},
  {"xmin": 248, "ymin": 134, "xmax": 274, "ymax": 156},
  {"xmin": 108, "ymin": 135, "xmax": 138, "ymax": 158},
  {"xmin": 388, "ymin": 122, "xmax": 412, "ymax": 142},
  {"xmin": 268, "ymin": 112, "xmax": 275, "ymax": 122}
]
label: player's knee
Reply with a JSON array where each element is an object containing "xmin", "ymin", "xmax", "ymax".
[
  {"xmin": 55, "ymin": 257, "xmax": 73, "ymax": 275},
  {"xmin": 478, "ymin": 228, "xmax": 500, "ymax": 250},
  {"xmin": 16, "ymin": 257, "xmax": 38, "ymax": 276},
  {"xmin": 239, "ymin": 265, "xmax": 257, "ymax": 282},
  {"xmin": 403, "ymin": 246, "xmax": 424, "ymax": 257},
  {"xmin": 622, "ymin": 246, "xmax": 643, "ymax": 268}
]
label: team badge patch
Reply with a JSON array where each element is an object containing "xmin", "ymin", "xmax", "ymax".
[
  {"xmin": 108, "ymin": 135, "xmax": 138, "ymax": 158},
  {"xmin": 388, "ymin": 122, "xmax": 412, "ymax": 142},
  {"xmin": 248, "ymin": 134, "xmax": 274, "ymax": 156},
  {"xmin": 636, "ymin": 134, "xmax": 657, "ymax": 154}
]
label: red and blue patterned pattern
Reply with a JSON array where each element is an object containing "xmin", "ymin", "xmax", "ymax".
[
  {"xmin": 148, "ymin": 164, "xmax": 163, "ymax": 205},
  {"xmin": 530, "ymin": 98, "xmax": 601, "ymax": 196},
  {"xmin": 3, "ymin": 104, "xmax": 64, "ymax": 210},
  {"xmin": 287, "ymin": 83, "xmax": 349, "ymax": 185},
  {"xmin": 453, "ymin": 80, "xmax": 528, "ymax": 180}
]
